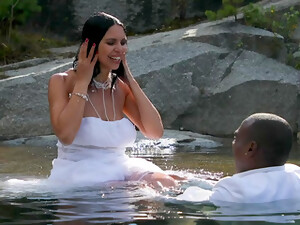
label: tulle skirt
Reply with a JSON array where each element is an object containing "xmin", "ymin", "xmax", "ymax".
[{"xmin": 48, "ymin": 145, "xmax": 163, "ymax": 186}]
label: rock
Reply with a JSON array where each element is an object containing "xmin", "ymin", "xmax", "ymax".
[
  {"xmin": 72, "ymin": 0, "xmax": 300, "ymax": 35},
  {"xmin": 133, "ymin": 41, "xmax": 228, "ymax": 126},
  {"xmin": 0, "ymin": 135, "xmax": 58, "ymax": 147},
  {"xmin": 130, "ymin": 25, "xmax": 299, "ymax": 136},
  {"xmin": 0, "ymin": 60, "xmax": 72, "ymax": 140},
  {"xmin": 0, "ymin": 58, "xmax": 52, "ymax": 72},
  {"xmin": 292, "ymin": 25, "xmax": 300, "ymax": 43},
  {"xmin": 0, "ymin": 130, "xmax": 223, "ymax": 151},
  {"xmin": 0, "ymin": 17, "xmax": 299, "ymax": 139},
  {"xmin": 171, "ymin": 50, "xmax": 300, "ymax": 136},
  {"xmin": 259, "ymin": 0, "xmax": 300, "ymax": 10},
  {"xmin": 48, "ymin": 45, "xmax": 78, "ymax": 55},
  {"xmin": 131, "ymin": 129, "xmax": 224, "ymax": 154},
  {"xmin": 183, "ymin": 21, "xmax": 287, "ymax": 62},
  {"xmin": 72, "ymin": 0, "xmax": 221, "ymax": 34},
  {"xmin": 2, "ymin": 58, "xmax": 72, "ymax": 78},
  {"xmin": 298, "ymin": 102, "xmax": 300, "ymax": 142},
  {"xmin": 293, "ymin": 51, "xmax": 300, "ymax": 60}
]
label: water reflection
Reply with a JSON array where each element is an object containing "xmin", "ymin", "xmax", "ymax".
[{"xmin": 173, "ymin": 199, "xmax": 300, "ymax": 224}]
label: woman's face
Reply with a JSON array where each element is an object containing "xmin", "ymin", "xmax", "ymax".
[{"xmin": 97, "ymin": 24, "xmax": 127, "ymax": 71}]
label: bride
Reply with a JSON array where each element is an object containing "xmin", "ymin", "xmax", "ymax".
[{"xmin": 47, "ymin": 12, "xmax": 177, "ymax": 188}]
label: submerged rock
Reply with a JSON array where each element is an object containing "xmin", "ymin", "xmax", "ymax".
[{"xmin": 0, "ymin": 130, "xmax": 223, "ymax": 151}]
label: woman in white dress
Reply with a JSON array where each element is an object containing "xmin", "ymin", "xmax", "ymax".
[{"xmin": 47, "ymin": 12, "xmax": 176, "ymax": 188}]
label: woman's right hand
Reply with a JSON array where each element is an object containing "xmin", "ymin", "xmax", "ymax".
[
  {"xmin": 75, "ymin": 38, "xmax": 98, "ymax": 85},
  {"xmin": 48, "ymin": 38, "xmax": 98, "ymax": 145}
]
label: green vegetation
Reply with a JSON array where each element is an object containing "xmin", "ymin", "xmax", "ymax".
[
  {"xmin": 0, "ymin": 0, "xmax": 41, "ymax": 43},
  {"xmin": 205, "ymin": 1, "xmax": 299, "ymax": 40},
  {"xmin": 243, "ymin": 4, "xmax": 299, "ymax": 40},
  {"xmin": 0, "ymin": 31, "xmax": 70, "ymax": 65},
  {"xmin": 205, "ymin": 1, "xmax": 300, "ymax": 69},
  {"xmin": 243, "ymin": 4, "xmax": 300, "ymax": 69},
  {"xmin": 0, "ymin": 0, "xmax": 73, "ymax": 65},
  {"xmin": 205, "ymin": 0, "xmax": 245, "ymax": 21}
]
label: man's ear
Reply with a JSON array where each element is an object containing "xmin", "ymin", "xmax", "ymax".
[{"xmin": 247, "ymin": 141, "xmax": 258, "ymax": 157}]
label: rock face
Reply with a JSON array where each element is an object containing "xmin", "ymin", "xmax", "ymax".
[
  {"xmin": 72, "ymin": 0, "xmax": 299, "ymax": 35},
  {"xmin": 173, "ymin": 51, "xmax": 299, "ymax": 136},
  {"xmin": 0, "ymin": 16, "xmax": 299, "ymax": 139},
  {"xmin": 0, "ymin": 61, "xmax": 72, "ymax": 140},
  {"xmin": 72, "ymin": 0, "xmax": 221, "ymax": 33},
  {"xmin": 185, "ymin": 21, "xmax": 287, "ymax": 62},
  {"xmin": 137, "ymin": 46, "xmax": 299, "ymax": 136}
]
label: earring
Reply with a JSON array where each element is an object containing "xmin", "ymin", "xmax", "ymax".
[{"xmin": 244, "ymin": 152, "xmax": 248, "ymax": 156}]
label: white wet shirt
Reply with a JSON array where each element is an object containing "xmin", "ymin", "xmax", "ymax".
[{"xmin": 178, "ymin": 163, "xmax": 300, "ymax": 204}]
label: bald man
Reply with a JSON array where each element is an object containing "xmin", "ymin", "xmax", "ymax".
[{"xmin": 178, "ymin": 113, "xmax": 300, "ymax": 204}]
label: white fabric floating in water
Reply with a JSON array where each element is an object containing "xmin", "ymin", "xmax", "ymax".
[{"xmin": 177, "ymin": 186, "xmax": 212, "ymax": 202}]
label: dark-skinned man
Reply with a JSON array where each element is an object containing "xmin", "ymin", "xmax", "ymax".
[{"xmin": 178, "ymin": 113, "xmax": 300, "ymax": 204}]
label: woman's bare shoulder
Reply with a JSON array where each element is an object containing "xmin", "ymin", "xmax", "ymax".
[
  {"xmin": 49, "ymin": 69, "xmax": 75, "ymax": 87},
  {"xmin": 50, "ymin": 69, "xmax": 74, "ymax": 81}
]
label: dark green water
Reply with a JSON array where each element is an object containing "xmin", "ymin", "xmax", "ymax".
[{"xmin": 0, "ymin": 140, "xmax": 299, "ymax": 225}]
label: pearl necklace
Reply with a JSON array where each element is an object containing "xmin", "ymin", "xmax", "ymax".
[
  {"xmin": 88, "ymin": 73, "xmax": 116, "ymax": 121},
  {"xmin": 92, "ymin": 74, "xmax": 112, "ymax": 90}
]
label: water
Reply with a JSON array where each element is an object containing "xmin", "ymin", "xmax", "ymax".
[{"xmin": 0, "ymin": 140, "xmax": 300, "ymax": 225}]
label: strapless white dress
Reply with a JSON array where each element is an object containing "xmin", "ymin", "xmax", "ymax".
[{"xmin": 48, "ymin": 117, "xmax": 163, "ymax": 186}]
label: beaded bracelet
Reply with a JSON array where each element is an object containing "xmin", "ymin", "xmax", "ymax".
[{"xmin": 68, "ymin": 92, "xmax": 88, "ymax": 101}]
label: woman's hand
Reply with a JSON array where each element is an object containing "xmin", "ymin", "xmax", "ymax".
[
  {"xmin": 121, "ymin": 47, "xmax": 164, "ymax": 139},
  {"xmin": 76, "ymin": 39, "xmax": 98, "ymax": 86},
  {"xmin": 48, "ymin": 39, "xmax": 98, "ymax": 145},
  {"xmin": 120, "ymin": 50, "xmax": 127, "ymax": 65},
  {"xmin": 120, "ymin": 46, "xmax": 131, "ymax": 76}
]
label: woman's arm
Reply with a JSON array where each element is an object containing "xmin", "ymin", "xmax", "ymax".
[
  {"xmin": 122, "ymin": 55, "xmax": 164, "ymax": 140},
  {"xmin": 48, "ymin": 40, "xmax": 98, "ymax": 145}
]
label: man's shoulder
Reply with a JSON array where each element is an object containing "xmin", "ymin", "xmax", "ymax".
[
  {"xmin": 285, "ymin": 163, "xmax": 300, "ymax": 172},
  {"xmin": 210, "ymin": 164, "xmax": 300, "ymax": 204},
  {"xmin": 213, "ymin": 164, "xmax": 300, "ymax": 189}
]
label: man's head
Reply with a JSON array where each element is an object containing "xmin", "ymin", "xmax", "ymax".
[{"xmin": 232, "ymin": 113, "xmax": 293, "ymax": 173}]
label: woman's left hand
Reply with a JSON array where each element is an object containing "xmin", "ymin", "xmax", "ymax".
[
  {"xmin": 121, "ymin": 47, "xmax": 164, "ymax": 140},
  {"xmin": 120, "ymin": 46, "xmax": 128, "ymax": 63},
  {"xmin": 121, "ymin": 49, "xmax": 131, "ymax": 75}
]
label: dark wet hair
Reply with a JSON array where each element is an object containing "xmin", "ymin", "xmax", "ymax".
[
  {"xmin": 245, "ymin": 113, "xmax": 293, "ymax": 166},
  {"xmin": 73, "ymin": 12, "xmax": 125, "ymax": 87}
]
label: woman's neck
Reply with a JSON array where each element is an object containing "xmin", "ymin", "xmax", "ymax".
[{"xmin": 94, "ymin": 68, "xmax": 111, "ymax": 83}]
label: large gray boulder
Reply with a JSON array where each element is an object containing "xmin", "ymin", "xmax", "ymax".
[
  {"xmin": 72, "ymin": 0, "xmax": 300, "ymax": 35},
  {"xmin": 184, "ymin": 21, "xmax": 287, "ymax": 62},
  {"xmin": 0, "ymin": 62, "xmax": 72, "ymax": 140},
  {"xmin": 259, "ymin": 0, "xmax": 300, "ymax": 10},
  {"xmin": 0, "ymin": 18, "xmax": 299, "ymax": 140},
  {"xmin": 72, "ymin": 0, "xmax": 220, "ymax": 34},
  {"xmin": 138, "ymin": 48, "xmax": 299, "ymax": 136},
  {"xmin": 173, "ymin": 50, "xmax": 299, "ymax": 136}
]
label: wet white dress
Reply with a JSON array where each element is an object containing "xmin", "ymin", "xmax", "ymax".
[{"xmin": 48, "ymin": 117, "xmax": 163, "ymax": 186}]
